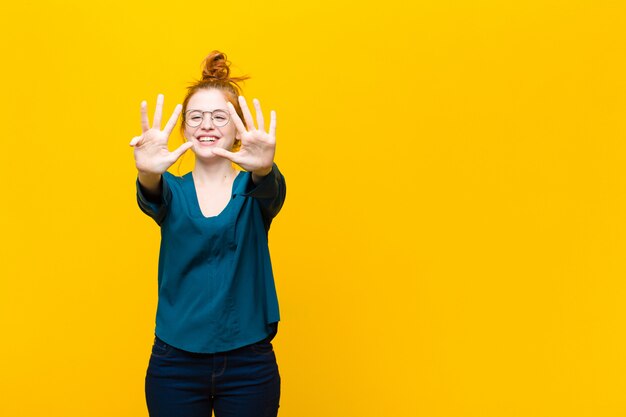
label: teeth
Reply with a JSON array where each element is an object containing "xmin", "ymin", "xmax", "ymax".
[{"xmin": 199, "ymin": 138, "xmax": 216, "ymax": 142}]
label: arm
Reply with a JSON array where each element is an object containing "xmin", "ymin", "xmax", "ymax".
[
  {"xmin": 136, "ymin": 174, "xmax": 172, "ymax": 226},
  {"xmin": 210, "ymin": 96, "xmax": 284, "ymax": 226},
  {"xmin": 130, "ymin": 94, "xmax": 193, "ymax": 223}
]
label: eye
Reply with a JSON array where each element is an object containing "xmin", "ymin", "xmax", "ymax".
[{"xmin": 213, "ymin": 111, "xmax": 228, "ymax": 121}]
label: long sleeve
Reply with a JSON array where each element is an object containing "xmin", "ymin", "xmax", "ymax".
[
  {"xmin": 136, "ymin": 174, "xmax": 172, "ymax": 226},
  {"xmin": 242, "ymin": 163, "xmax": 286, "ymax": 232}
]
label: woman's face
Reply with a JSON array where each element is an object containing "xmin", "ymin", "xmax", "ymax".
[{"xmin": 183, "ymin": 89, "xmax": 239, "ymax": 159}]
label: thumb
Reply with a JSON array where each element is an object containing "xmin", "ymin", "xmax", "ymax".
[
  {"xmin": 171, "ymin": 141, "xmax": 194, "ymax": 160},
  {"xmin": 129, "ymin": 136, "xmax": 142, "ymax": 147},
  {"xmin": 212, "ymin": 147, "xmax": 239, "ymax": 162}
]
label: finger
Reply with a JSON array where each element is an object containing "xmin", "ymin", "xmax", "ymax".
[
  {"xmin": 253, "ymin": 98, "xmax": 265, "ymax": 132},
  {"xmin": 211, "ymin": 147, "xmax": 240, "ymax": 163},
  {"xmin": 153, "ymin": 94, "xmax": 164, "ymax": 129},
  {"xmin": 227, "ymin": 102, "xmax": 248, "ymax": 136},
  {"xmin": 170, "ymin": 141, "xmax": 194, "ymax": 160},
  {"xmin": 269, "ymin": 110, "xmax": 277, "ymax": 138},
  {"xmin": 129, "ymin": 136, "xmax": 142, "ymax": 147},
  {"xmin": 238, "ymin": 96, "xmax": 256, "ymax": 130},
  {"xmin": 140, "ymin": 101, "xmax": 149, "ymax": 133},
  {"xmin": 163, "ymin": 104, "xmax": 182, "ymax": 137}
]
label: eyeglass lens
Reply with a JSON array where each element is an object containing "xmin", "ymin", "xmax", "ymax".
[{"xmin": 186, "ymin": 110, "xmax": 229, "ymax": 127}]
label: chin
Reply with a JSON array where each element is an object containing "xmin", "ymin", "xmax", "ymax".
[{"xmin": 194, "ymin": 149, "xmax": 217, "ymax": 158}]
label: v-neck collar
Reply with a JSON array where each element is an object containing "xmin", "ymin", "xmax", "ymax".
[{"xmin": 185, "ymin": 171, "xmax": 245, "ymax": 219}]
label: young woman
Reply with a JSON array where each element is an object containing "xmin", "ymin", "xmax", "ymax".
[{"xmin": 129, "ymin": 51, "xmax": 285, "ymax": 417}]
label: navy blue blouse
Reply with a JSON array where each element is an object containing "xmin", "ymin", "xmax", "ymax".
[{"xmin": 136, "ymin": 163, "xmax": 286, "ymax": 353}]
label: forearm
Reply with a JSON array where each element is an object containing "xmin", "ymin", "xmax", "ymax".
[
  {"xmin": 245, "ymin": 164, "xmax": 286, "ymax": 229},
  {"xmin": 137, "ymin": 171, "xmax": 163, "ymax": 200}
]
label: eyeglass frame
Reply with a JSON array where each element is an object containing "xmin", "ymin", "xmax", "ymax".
[{"xmin": 184, "ymin": 109, "xmax": 231, "ymax": 128}]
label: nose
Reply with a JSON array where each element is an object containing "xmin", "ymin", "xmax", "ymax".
[{"xmin": 200, "ymin": 113, "xmax": 214, "ymax": 129}]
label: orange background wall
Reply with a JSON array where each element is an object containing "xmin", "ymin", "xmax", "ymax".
[{"xmin": 1, "ymin": 1, "xmax": 626, "ymax": 416}]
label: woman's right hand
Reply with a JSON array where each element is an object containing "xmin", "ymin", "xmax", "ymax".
[{"xmin": 129, "ymin": 94, "xmax": 194, "ymax": 175}]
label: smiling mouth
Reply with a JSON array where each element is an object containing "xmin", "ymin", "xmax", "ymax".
[{"xmin": 198, "ymin": 137, "xmax": 218, "ymax": 143}]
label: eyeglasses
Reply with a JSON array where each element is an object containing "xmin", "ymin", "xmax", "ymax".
[{"xmin": 184, "ymin": 109, "xmax": 230, "ymax": 128}]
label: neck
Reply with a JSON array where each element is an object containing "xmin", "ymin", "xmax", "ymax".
[{"xmin": 192, "ymin": 158, "xmax": 237, "ymax": 185}]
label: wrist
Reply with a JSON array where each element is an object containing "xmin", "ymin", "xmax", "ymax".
[
  {"xmin": 137, "ymin": 171, "xmax": 162, "ymax": 195},
  {"xmin": 138, "ymin": 170, "xmax": 162, "ymax": 180},
  {"xmin": 251, "ymin": 165, "xmax": 273, "ymax": 185},
  {"xmin": 252, "ymin": 165, "xmax": 272, "ymax": 177}
]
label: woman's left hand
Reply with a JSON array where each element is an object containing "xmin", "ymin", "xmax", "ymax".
[{"xmin": 212, "ymin": 96, "xmax": 276, "ymax": 177}]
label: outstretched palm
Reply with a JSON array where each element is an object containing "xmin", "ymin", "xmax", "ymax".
[
  {"xmin": 129, "ymin": 94, "xmax": 193, "ymax": 174},
  {"xmin": 212, "ymin": 96, "xmax": 277, "ymax": 176}
]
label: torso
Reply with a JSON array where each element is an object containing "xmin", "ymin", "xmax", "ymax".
[{"xmin": 150, "ymin": 165, "xmax": 284, "ymax": 352}]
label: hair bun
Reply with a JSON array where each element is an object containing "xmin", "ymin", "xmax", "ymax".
[{"xmin": 201, "ymin": 50, "xmax": 231, "ymax": 81}]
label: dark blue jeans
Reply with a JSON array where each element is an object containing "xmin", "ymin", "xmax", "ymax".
[{"xmin": 145, "ymin": 333, "xmax": 280, "ymax": 417}]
